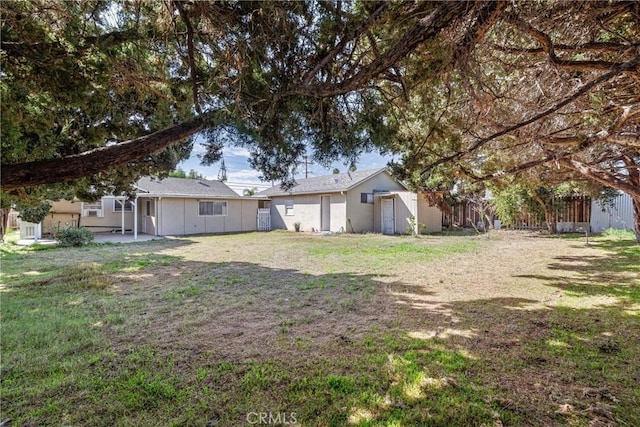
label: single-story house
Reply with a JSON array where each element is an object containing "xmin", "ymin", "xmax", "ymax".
[
  {"xmin": 135, "ymin": 177, "xmax": 268, "ymax": 236},
  {"xmin": 258, "ymin": 168, "xmax": 442, "ymax": 234},
  {"xmin": 31, "ymin": 177, "xmax": 268, "ymax": 239}
]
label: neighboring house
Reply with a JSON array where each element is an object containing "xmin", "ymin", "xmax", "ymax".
[
  {"xmin": 591, "ymin": 192, "xmax": 635, "ymax": 233},
  {"xmin": 42, "ymin": 197, "xmax": 133, "ymax": 236},
  {"xmin": 135, "ymin": 177, "xmax": 267, "ymax": 235},
  {"xmin": 259, "ymin": 168, "xmax": 442, "ymax": 234},
  {"xmin": 32, "ymin": 177, "xmax": 268, "ymax": 239}
]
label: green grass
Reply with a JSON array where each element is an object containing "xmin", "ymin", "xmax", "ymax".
[
  {"xmin": 1, "ymin": 230, "xmax": 638, "ymax": 426},
  {"xmin": 308, "ymin": 239, "xmax": 478, "ymax": 258}
]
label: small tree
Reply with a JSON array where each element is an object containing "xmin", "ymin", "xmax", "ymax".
[
  {"xmin": 169, "ymin": 168, "xmax": 187, "ymax": 178},
  {"xmin": 17, "ymin": 202, "xmax": 52, "ymax": 224},
  {"xmin": 187, "ymin": 169, "xmax": 204, "ymax": 179}
]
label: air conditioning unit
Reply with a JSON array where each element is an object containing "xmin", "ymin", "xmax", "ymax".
[{"xmin": 83, "ymin": 209, "xmax": 102, "ymax": 217}]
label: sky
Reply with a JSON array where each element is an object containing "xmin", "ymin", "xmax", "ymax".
[{"xmin": 176, "ymin": 136, "xmax": 396, "ymax": 194}]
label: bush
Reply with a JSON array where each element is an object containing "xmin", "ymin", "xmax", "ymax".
[
  {"xmin": 58, "ymin": 227, "xmax": 95, "ymax": 247},
  {"xmin": 17, "ymin": 202, "xmax": 51, "ymax": 224}
]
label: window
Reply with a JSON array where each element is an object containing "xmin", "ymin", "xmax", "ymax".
[
  {"xmin": 145, "ymin": 200, "xmax": 153, "ymax": 217},
  {"xmin": 113, "ymin": 199, "xmax": 133, "ymax": 212},
  {"xmin": 361, "ymin": 193, "xmax": 373, "ymax": 204},
  {"xmin": 199, "ymin": 201, "xmax": 227, "ymax": 216},
  {"xmin": 82, "ymin": 201, "xmax": 104, "ymax": 217},
  {"xmin": 284, "ymin": 199, "xmax": 294, "ymax": 216}
]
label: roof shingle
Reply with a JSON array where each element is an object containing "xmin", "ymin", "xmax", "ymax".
[
  {"xmin": 135, "ymin": 177, "xmax": 240, "ymax": 198},
  {"xmin": 258, "ymin": 168, "xmax": 395, "ymax": 196}
]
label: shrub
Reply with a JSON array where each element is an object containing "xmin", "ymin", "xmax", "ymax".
[
  {"xmin": 17, "ymin": 202, "xmax": 51, "ymax": 224},
  {"xmin": 58, "ymin": 227, "xmax": 94, "ymax": 247}
]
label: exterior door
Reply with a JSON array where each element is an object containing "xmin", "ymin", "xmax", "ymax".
[
  {"xmin": 382, "ymin": 198, "xmax": 395, "ymax": 235},
  {"xmin": 321, "ymin": 195, "xmax": 330, "ymax": 231}
]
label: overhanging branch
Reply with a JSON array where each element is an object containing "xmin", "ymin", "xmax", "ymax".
[
  {"xmin": 559, "ymin": 158, "xmax": 640, "ymax": 198},
  {"xmin": 419, "ymin": 54, "xmax": 640, "ymax": 176},
  {"xmin": 1, "ymin": 111, "xmax": 223, "ymax": 190},
  {"xmin": 288, "ymin": 1, "xmax": 472, "ymax": 98}
]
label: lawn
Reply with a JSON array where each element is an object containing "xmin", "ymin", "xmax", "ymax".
[{"xmin": 1, "ymin": 230, "xmax": 639, "ymax": 426}]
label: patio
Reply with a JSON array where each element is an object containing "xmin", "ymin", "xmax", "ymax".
[{"xmin": 15, "ymin": 233, "xmax": 162, "ymax": 246}]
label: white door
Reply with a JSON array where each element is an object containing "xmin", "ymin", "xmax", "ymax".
[
  {"xmin": 141, "ymin": 199, "xmax": 150, "ymax": 234},
  {"xmin": 382, "ymin": 198, "xmax": 394, "ymax": 235},
  {"xmin": 321, "ymin": 196, "xmax": 330, "ymax": 231}
]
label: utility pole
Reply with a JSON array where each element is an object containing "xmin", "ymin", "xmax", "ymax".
[
  {"xmin": 218, "ymin": 157, "xmax": 227, "ymax": 182},
  {"xmin": 298, "ymin": 155, "xmax": 314, "ymax": 179}
]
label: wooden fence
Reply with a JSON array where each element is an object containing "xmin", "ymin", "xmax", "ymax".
[
  {"xmin": 443, "ymin": 196, "xmax": 592, "ymax": 230},
  {"xmin": 7, "ymin": 210, "xmax": 20, "ymax": 229}
]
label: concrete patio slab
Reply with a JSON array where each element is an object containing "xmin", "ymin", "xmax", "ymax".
[{"xmin": 15, "ymin": 233, "xmax": 163, "ymax": 246}]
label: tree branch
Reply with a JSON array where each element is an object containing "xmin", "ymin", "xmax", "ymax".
[
  {"xmin": 559, "ymin": 157, "xmax": 640, "ymax": 198},
  {"xmin": 288, "ymin": 1, "xmax": 472, "ymax": 98},
  {"xmin": 0, "ymin": 111, "xmax": 223, "ymax": 190},
  {"xmin": 174, "ymin": 0, "xmax": 201, "ymax": 114},
  {"xmin": 606, "ymin": 135, "xmax": 640, "ymax": 147},
  {"xmin": 454, "ymin": 1, "xmax": 506, "ymax": 69},
  {"xmin": 301, "ymin": 2, "xmax": 389, "ymax": 87},
  {"xmin": 420, "ymin": 54, "xmax": 640, "ymax": 175},
  {"xmin": 506, "ymin": 15, "xmax": 638, "ymax": 72},
  {"xmin": 1, "ymin": 28, "xmax": 140, "ymax": 59},
  {"xmin": 475, "ymin": 139, "xmax": 594, "ymax": 181},
  {"xmin": 492, "ymin": 41, "xmax": 640, "ymax": 55}
]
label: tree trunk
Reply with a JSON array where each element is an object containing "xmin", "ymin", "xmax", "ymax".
[
  {"xmin": 533, "ymin": 194, "xmax": 557, "ymax": 234},
  {"xmin": 0, "ymin": 208, "xmax": 8, "ymax": 242},
  {"xmin": 632, "ymin": 196, "xmax": 640, "ymax": 243},
  {"xmin": 544, "ymin": 205, "xmax": 557, "ymax": 234}
]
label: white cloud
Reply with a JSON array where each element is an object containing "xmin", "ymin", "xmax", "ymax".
[
  {"xmin": 191, "ymin": 141, "xmax": 251, "ymax": 158},
  {"xmin": 226, "ymin": 168, "xmax": 265, "ymax": 183},
  {"xmin": 225, "ymin": 169, "xmax": 272, "ymax": 195},
  {"xmin": 224, "ymin": 146, "xmax": 251, "ymax": 158}
]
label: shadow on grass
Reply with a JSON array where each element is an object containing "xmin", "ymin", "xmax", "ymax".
[
  {"xmin": 2, "ymin": 237, "xmax": 639, "ymax": 427},
  {"xmin": 514, "ymin": 238, "xmax": 639, "ymax": 304},
  {"xmin": 373, "ymin": 234, "xmax": 639, "ymax": 426},
  {"xmin": 389, "ymin": 295, "xmax": 639, "ymax": 427}
]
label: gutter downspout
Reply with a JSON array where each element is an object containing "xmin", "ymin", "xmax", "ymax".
[
  {"xmin": 157, "ymin": 197, "xmax": 161, "ymax": 236},
  {"xmin": 132, "ymin": 197, "xmax": 138, "ymax": 240},
  {"xmin": 120, "ymin": 198, "xmax": 125, "ymax": 235}
]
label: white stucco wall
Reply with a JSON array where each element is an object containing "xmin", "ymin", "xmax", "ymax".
[
  {"xmin": 44, "ymin": 199, "xmax": 135, "ymax": 234},
  {"xmin": 394, "ymin": 192, "xmax": 416, "ymax": 235},
  {"xmin": 43, "ymin": 200, "xmax": 81, "ymax": 234},
  {"xmin": 417, "ymin": 193, "xmax": 443, "ymax": 233},
  {"xmin": 270, "ymin": 195, "xmax": 319, "ymax": 232},
  {"xmin": 373, "ymin": 191, "xmax": 443, "ymax": 234},
  {"xmin": 345, "ymin": 172, "xmax": 406, "ymax": 233},
  {"xmin": 269, "ymin": 193, "xmax": 348, "ymax": 233}
]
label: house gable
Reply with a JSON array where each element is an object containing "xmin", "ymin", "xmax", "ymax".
[
  {"xmin": 345, "ymin": 171, "xmax": 406, "ymax": 233},
  {"xmin": 265, "ymin": 169, "xmax": 407, "ymax": 233},
  {"xmin": 258, "ymin": 168, "xmax": 406, "ymax": 197}
]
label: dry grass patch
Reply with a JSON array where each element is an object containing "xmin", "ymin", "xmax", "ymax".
[{"xmin": 1, "ymin": 230, "xmax": 638, "ymax": 426}]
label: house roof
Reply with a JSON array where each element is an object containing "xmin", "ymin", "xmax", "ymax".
[
  {"xmin": 135, "ymin": 177, "xmax": 242, "ymax": 198},
  {"xmin": 258, "ymin": 168, "xmax": 404, "ymax": 196}
]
